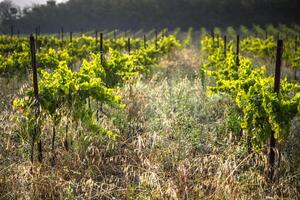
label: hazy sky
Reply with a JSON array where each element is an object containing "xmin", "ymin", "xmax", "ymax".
[{"xmin": 10, "ymin": 0, "xmax": 67, "ymax": 7}]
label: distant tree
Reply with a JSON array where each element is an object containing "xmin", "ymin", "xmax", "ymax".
[
  {"xmin": 0, "ymin": 0, "xmax": 19, "ymax": 21},
  {"xmin": 47, "ymin": 0, "xmax": 56, "ymax": 7},
  {"xmin": 0, "ymin": 0, "xmax": 20, "ymax": 33}
]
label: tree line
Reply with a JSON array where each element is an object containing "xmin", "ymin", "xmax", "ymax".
[{"xmin": 1, "ymin": 0, "xmax": 300, "ymax": 34}]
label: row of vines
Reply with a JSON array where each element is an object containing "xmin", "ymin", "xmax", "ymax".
[
  {"xmin": 1, "ymin": 25, "xmax": 299, "ymax": 180},
  {"xmin": 1, "ymin": 30, "xmax": 181, "ymax": 166},
  {"xmin": 201, "ymin": 31, "xmax": 300, "ymax": 181}
]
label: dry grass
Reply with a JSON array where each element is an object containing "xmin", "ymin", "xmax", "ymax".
[{"xmin": 0, "ymin": 47, "xmax": 299, "ymax": 199}]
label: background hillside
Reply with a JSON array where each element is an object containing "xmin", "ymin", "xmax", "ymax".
[{"xmin": 1, "ymin": 0, "xmax": 300, "ymax": 34}]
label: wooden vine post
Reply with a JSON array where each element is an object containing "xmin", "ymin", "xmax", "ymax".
[
  {"xmin": 61, "ymin": 27, "xmax": 64, "ymax": 48},
  {"xmin": 294, "ymin": 35, "xmax": 298, "ymax": 80},
  {"xmin": 96, "ymin": 32, "xmax": 104, "ymax": 122},
  {"xmin": 211, "ymin": 30, "xmax": 215, "ymax": 48},
  {"xmin": 64, "ymin": 123, "xmax": 69, "ymax": 151},
  {"xmin": 144, "ymin": 35, "xmax": 147, "ymax": 49},
  {"xmin": 269, "ymin": 39, "xmax": 283, "ymax": 181},
  {"xmin": 155, "ymin": 31, "xmax": 158, "ymax": 49},
  {"xmin": 128, "ymin": 37, "xmax": 132, "ymax": 97},
  {"xmin": 128, "ymin": 37, "xmax": 131, "ymax": 54},
  {"xmin": 295, "ymin": 35, "xmax": 298, "ymax": 52},
  {"xmin": 100, "ymin": 32, "xmax": 103, "ymax": 64},
  {"xmin": 70, "ymin": 32, "xmax": 73, "ymax": 43},
  {"xmin": 236, "ymin": 34, "xmax": 240, "ymax": 66},
  {"xmin": 223, "ymin": 35, "xmax": 227, "ymax": 58},
  {"xmin": 51, "ymin": 106, "xmax": 57, "ymax": 166},
  {"xmin": 235, "ymin": 33, "xmax": 244, "ymax": 143},
  {"xmin": 29, "ymin": 35, "xmax": 43, "ymax": 163}
]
